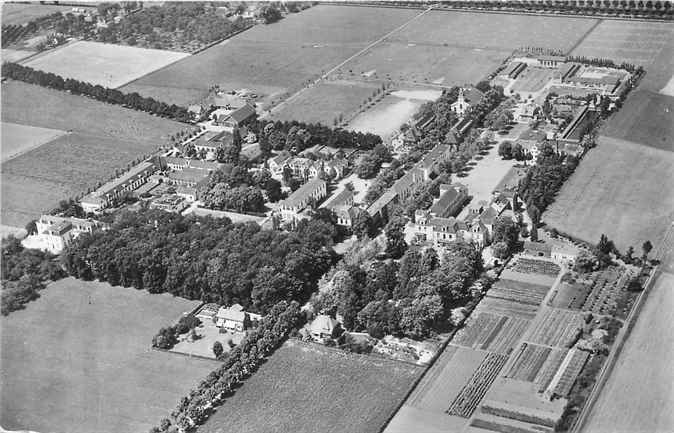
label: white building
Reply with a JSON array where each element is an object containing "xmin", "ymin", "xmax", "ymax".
[{"xmin": 24, "ymin": 215, "xmax": 106, "ymax": 254}]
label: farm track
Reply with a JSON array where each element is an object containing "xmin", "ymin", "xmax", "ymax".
[{"xmin": 565, "ymin": 18, "xmax": 603, "ymax": 55}]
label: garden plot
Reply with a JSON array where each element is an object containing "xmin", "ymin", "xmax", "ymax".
[
  {"xmin": 453, "ymin": 311, "xmax": 531, "ymax": 355},
  {"xmin": 23, "ymin": 41, "xmax": 190, "ymax": 88},
  {"xmin": 478, "ymin": 296, "xmax": 539, "ymax": 320},
  {"xmin": 547, "ymin": 273, "xmax": 592, "ymax": 310},
  {"xmin": 504, "ymin": 342, "xmax": 570, "ymax": 391},
  {"xmin": 487, "ymin": 279, "xmax": 550, "ymax": 306},
  {"xmin": 581, "ymin": 266, "xmax": 634, "ymax": 317},
  {"xmin": 525, "ymin": 308, "xmax": 583, "ymax": 348},
  {"xmin": 447, "ymin": 352, "xmax": 508, "ymax": 418},
  {"xmin": 408, "ymin": 345, "xmax": 487, "ymax": 413}
]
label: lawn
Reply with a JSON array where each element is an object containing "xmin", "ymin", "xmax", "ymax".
[
  {"xmin": 1, "ymin": 81, "xmax": 190, "ymax": 227},
  {"xmin": 120, "ymin": 5, "xmax": 419, "ymax": 106},
  {"xmin": 0, "ymin": 277, "xmax": 220, "ymax": 433},
  {"xmin": 389, "ymin": 10, "xmax": 598, "ymax": 52},
  {"xmin": 543, "ymin": 136, "xmax": 674, "ymax": 252},
  {"xmin": 1, "ymin": 121, "xmax": 66, "ymax": 163},
  {"xmin": 23, "ymin": 40, "xmax": 190, "ymax": 88},
  {"xmin": 199, "ymin": 339, "xmax": 422, "ymax": 433},
  {"xmin": 348, "ymin": 93, "xmax": 425, "ymax": 139}
]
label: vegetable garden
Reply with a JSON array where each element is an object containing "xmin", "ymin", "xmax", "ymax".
[
  {"xmin": 526, "ymin": 308, "xmax": 583, "ymax": 348},
  {"xmin": 453, "ymin": 311, "xmax": 531, "ymax": 355},
  {"xmin": 447, "ymin": 353, "xmax": 508, "ymax": 418},
  {"xmin": 487, "ymin": 279, "xmax": 551, "ymax": 306}
]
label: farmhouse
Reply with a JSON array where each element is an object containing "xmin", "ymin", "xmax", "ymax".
[
  {"xmin": 81, "ymin": 161, "xmax": 157, "ymax": 213},
  {"xmin": 215, "ymin": 304, "xmax": 249, "ymax": 332},
  {"xmin": 451, "ymin": 87, "xmax": 484, "ymax": 117},
  {"xmin": 25, "ymin": 215, "xmax": 107, "ymax": 254},
  {"xmin": 309, "ymin": 314, "xmax": 339, "ymax": 343},
  {"xmin": 279, "ymin": 178, "xmax": 327, "ymax": 222},
  {"xmin": 217, "ymin": 103, "xmax": 256, "ymax": 128}
]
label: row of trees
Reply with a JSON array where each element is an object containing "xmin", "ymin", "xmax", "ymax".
[
  {"xmin": 249, "ymin": 118, "xmax": 382, "ymax": 153},
  {"xmin": 1, "ymin": 237, "xmax": 65, "ymax": 316},
  {"xmin": 61, "ymin": 208, "xmax": 337, "ymax": 313},
  {"xmin": 311, "ymin": 237, "xmax": 485, "ymax": 339},
  {"xmin": 148, "ymin": 301, "xmax": 303, "ymax": 432},
  {"xmin": 2, "ymin": 63, "xmax": 193, "ymax": 123}
]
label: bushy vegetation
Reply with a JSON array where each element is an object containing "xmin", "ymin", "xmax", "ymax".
[
  {"xmin": 61, "ymin": 208, "xmax": 337, "ymax": 313},
  {"xmin": 1, "ymin": 237, "xmax": 65, "ymax": 315},
  {"xmin": 152, "ymin": 314, "xmax": 203, "ymax": 350},
  {"xmin": 2, "ymin": 63, "xmax": 192, "ymax": 122},
  {"xmin": 148, "ymin": 300, "xmax": 304, "ymax": 433}
]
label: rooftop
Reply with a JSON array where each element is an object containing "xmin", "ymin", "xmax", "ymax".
[
  {"xmin": 94, "ymin": 161, "xmax": 156, "ymax": 197},
  {"xmin": 167, "ymin": 167, "xmax": 211, "ymax": 184},
  {"xmin": 281, "ymin": 178, "xmax": 327, "ymax": 208}
]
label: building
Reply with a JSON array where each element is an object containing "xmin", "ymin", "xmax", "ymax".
[
  {"xmin": 320, "ymin": 187, "xmax": 354, "ymax": 211},
  {"xmin": 451, "ymin": 87, "xmax": 484, "ymax": 117},
  {"xmin": 413, "ymin": 213, "xmax": 487, "ymax": 248},
  {"xmin": 324, "ymin": 158, "xmax": 348, "ymax": 179},
  {"xmin": 537, "ymin": 55, "xmax": 566, "ymax": 68},
  {"xmin": 499, "ymin": 61, "xmax": 527, "ymax": 79},
  {"xmin": 193, "ymin": 131, "xmax": 232, "ymax": 158},
  {"xmin": 149, "ymin": 195, "xmax": 188, "ymax": 213},
  {"xmin": 167, "ymin": 167, "xmax": 211, "ymax": 187},
  {"xmin": 429, "ymin": 183, "xmax": 469, "ymax": 218},
  {"xmin": 213, "ymin": 93, "xmax": 247, "ymax": 110},
  {"xmin": 334, "ymin": 206, "xmax": 365, "ymax": 228},
  {"xmin": 417, "ymin": 144, "xmax": 451, "ymax": 179},
  {"xmin": 28, "ymin": 215, "xmax": 106, "ymax": 254},
  {"xmin": 555, "ymin": 62, "xmax": 581, "ymax": 83},
  {"xmin": 279, "ymin": 178, "xmax": 327, "ymax": 222},
  {"xmin": 218, "ymin": 103, "xmax": 256, "ymax": 128},
  {"xmin": 551, "ymin": 244, "xmax": 579, "ymax": 264},
  {"xmin": 161, "ymin": 156, "xmax": 223, "ymax": 172},
  {"xmin": 176, "ymin": 186, "xmax": 198, "ymax": 202},
  {"xmin": 268, "ymin": 152, "xmax": 293, "ymax": 177},
  {"xmin": 215, "ymin": 304, "xmax": 248, "ymax": 332},
  {"xmin": 81, "ymin": 161, "xmax": 157, "ymax": 213},
  {"xmin": 309, "ymin": 314, "xmax": 338, "ymax": 343}
]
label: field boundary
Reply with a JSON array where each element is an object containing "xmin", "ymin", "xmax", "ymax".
[
  {"xmin": 571, "ymin": 224, "xmax": 673, "ymax": 432},
  {"xmin": 565, "ymin": 18, "xmax": 603, "ymax": 55}
]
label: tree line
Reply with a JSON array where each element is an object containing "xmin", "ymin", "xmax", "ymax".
[
  {"xmin": 2, "ymin": 63, "xmax": 193, "ymax": 123},
  {"xmin": 61, "ymin": 208, "xmax": 337, "ymax": 313},
  {"xmin": 1, "ymin": 237, "xmax": 65, "ymax": 316},
  {"xmin": 148, "ymin": 300, "xmax": 304, "ymax": 432}
]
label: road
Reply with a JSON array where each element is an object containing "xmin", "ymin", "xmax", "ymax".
[{"xmin": 265, "ymin": 5, "xmax": 436, "ymax": 118}]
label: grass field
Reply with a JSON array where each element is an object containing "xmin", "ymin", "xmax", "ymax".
[
  {"xmin": 121, "ymin": 5, "xmax": 419, "ymax": 106},
  {"xmin": 1, "ymin": 121, "xmax": 66, "ymax": 162},
  {"xmin": 199, "ymin": 339, "xmax": 422, "ymax": 433},
  {"xmin": 271, "ymin": 79, "xmax": 380, "ymax": 125},
  {"xmin": 1, "ymin": 81, "xmax": 189, "ymax": 227},
  {"xmin": 582, "ymin": 267, "xmax": 674, "ymax": 432},
  {"xmin": 0, "ymin": 277, "xmax": 219, "ymax": 433},
  {"xmin": 1, "ymin": 3, "xmax": 86, "ymax": 25},
  {"xmin": 601, "ymin": 90, "xmax": 673, "ymax": 151},
  {"xmin": 349, "ymin": 93, "xmax": 423, "ymax": 138},
  {"xmin": 544, "ymin": 136, "xmax": 674, "ymax": 252},
  {"xmin": 389, "ymin": 11, "xmax": 598, "ymax": 52},
  {"xmin": 23, "ymin": 41, "xmax": 190, "ymax": 88}
]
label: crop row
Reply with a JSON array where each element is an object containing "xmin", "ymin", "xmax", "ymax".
[
  {"xmin": 488, "ymin": 279, "xmax": 550, "ymax": 306},
  {"xmin": 447, "ymin": 353, "xmax": 507, "ymax": 418},
  {"xmin": 546, "ymin": 349, "xmax": 590, "ymax": 398},
  {"xmin": 479, "ymin": 297, "xmax": 540, "ymax": 320},
  {"xmin": 505, "ymin": 343, "xmax": 552, "ymax": 382},
  {"xmin": 534, "ymin": 348, "xmax": 568, "ymax": 393},
  {"xmin": 454, "ymin": 312, "xmax": 530, "ymax": 355},
  {"xmin": 512, "ymin": 258, "xmax": 561, "ymax": 277},
  {"xmin": 527, "ymin": 308, "xmax": 583, "ymax": 348}
]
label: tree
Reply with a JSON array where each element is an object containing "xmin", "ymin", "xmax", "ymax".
[
  {"xmin": 498, "ymin": 140, "xmax": 513, "ymax": 159},
  {"xmin": 260, "ymin": 5, "xmax": 282, "ymax": 23},
  {"xmin": 491, "ymin": 241, "xmax": 510, "ymax": 259},
  {"xmin": 642, "ymin": 240, "xmax": 653, "ymax": 261},
  {"xmin": 574, "ymin": 250, "xmax": 598, "ymax": 273},
  {"xmin": 399, "ymin": 294, "xmax": 444, "ymax": 339},
  {"xmin": 355, "ymin": 152, "xmax": 382, "ymax": 179},
  {"xmin": 213, "ymin": 341, "xmax": 224, "ymax": 358},
  {"xmin": 492, "ymin": 216, "xmax": 519, "ymax": 255},
  {"xmin": 475, "ymin": 80, "xmax": 491, "ymax": 93},
  {"xmin": 625, "ymin": 246, "xmax": 635, "ymax": 264},
  {"xmin": 384, "ymin": 214, "xmax": 407, "ymax": 259}
]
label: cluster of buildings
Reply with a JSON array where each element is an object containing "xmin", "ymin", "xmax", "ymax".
[
  {"xmin": 195, "ymin": 303, "xmax": 262, "ymax": 333},
  {"xmin": 268, "ymin": 153, "xmax": 348, "ymax": 181}
]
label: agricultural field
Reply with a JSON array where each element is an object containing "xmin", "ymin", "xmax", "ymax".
[
  {"xmin": 1, "ymin": 2, "xmax": 80, "ymax": 25},
  {"xmin": 121, "ymin": 5, "xmax": 420, "ymax": 106},
  {"xmin": 525, "ymin": 308, "xmax": 584, "ymax": 348},
  {"xmin": 1, "ymin": 48, "xmax": 34, "ymax": 62},
  {"xmin": 600, "ymin": 90, "xmax": 673, "ymax": 151},
  {"xmin": 582, "ymin": 246, "xmax": 674, "ymax": 433},
  {"xmin": 23, "ymin": 41, "xmax": 191, "ymax": 88},
  {"xmin": 389, "ymin": 11, "xmax": 598, "ymax": 53},
  {"xmin": 0, "ymin": 277, "xmax": 219, "ymax": 433},
  {"xmin": 1, "ymin": 121, "xmax": 66, "ymax": 162},
  {"xmin": 408, "ymin": 345, "xmax": 487, "ymax": 413},
  {"xmin": 199, "ymin": 339, "xmax": 422, "ymax": 433},
  {"xmin": 453, "ymin": 311, "xmax": 531, "ymax": 355},
  {"xmin": 544, "ymin": 136, "xmax": 674, "ymax": 252},
  {"xmin": 1, "ymin": 81, "xmax": 190, "ymax": 228},
  {"xmin": 271, "ymin": 79, "xmax": 380, "ymax": 125},
  {"xmin": 487, "ymin": 279, "xmax": 551, "ymax": 306},
  {"xmin": 447, "ymin": 352, "xmax": 508, "ymax": 418}
]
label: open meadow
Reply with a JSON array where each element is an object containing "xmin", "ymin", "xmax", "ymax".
[
  {"xmin": 0, "ymin": 277, "xmax": 219, "ymax": 433},
  {"xmin": 544, "ymin": 136, "xmax": 674, "ymax": 252},
  {"xmin": 348, "ymin": 91, "xmax": 434, "ymax": 139},
  {"xmin": 1, "ymin": 3, "xmax": 83, "ymax": 25},
  {"xmin": 23, "ymin": 41, "xmax": 191, "ymax": 88},
  {"xmin": 1, "ymin": 121, "xmax": 66, "ymax": 163},
  {"xmin": 121, "ymin": 5, "xmax": 419, "ymax": 106},
  {"xmin": 582, "ymin": 246, "xmax": 674, "ymax": 433},
  {"xmin": 199, "ymin": 339, "xmax": 422, "ymax": 433},
  {"xmin": 1, "ymin": 81, "xmax": 190, "ymax": 227}
]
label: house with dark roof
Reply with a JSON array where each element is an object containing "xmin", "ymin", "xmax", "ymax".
[
  {"xmin": 81, "ymin": 161, "xmax": 157, "ymax": 213},
  {"xmin": 429, "ymin": 183, "xmax": 469, "ymax": 218},
  {"xmin": 218, "ymin": 103, "xmax": 256, "ymax": 128},
  {"xmin": 321, "ymin": 187, "xmax": 354, "ymax": 211}
]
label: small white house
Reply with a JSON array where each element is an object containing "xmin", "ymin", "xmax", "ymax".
[{"xmin": 216, "ymin": 304, "xmax": 248, "ymax": 332}]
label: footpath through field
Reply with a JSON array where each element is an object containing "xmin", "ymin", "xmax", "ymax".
[{"xmin": 266, "ymin": 5, "xmax": 435, "ymax": 118}]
